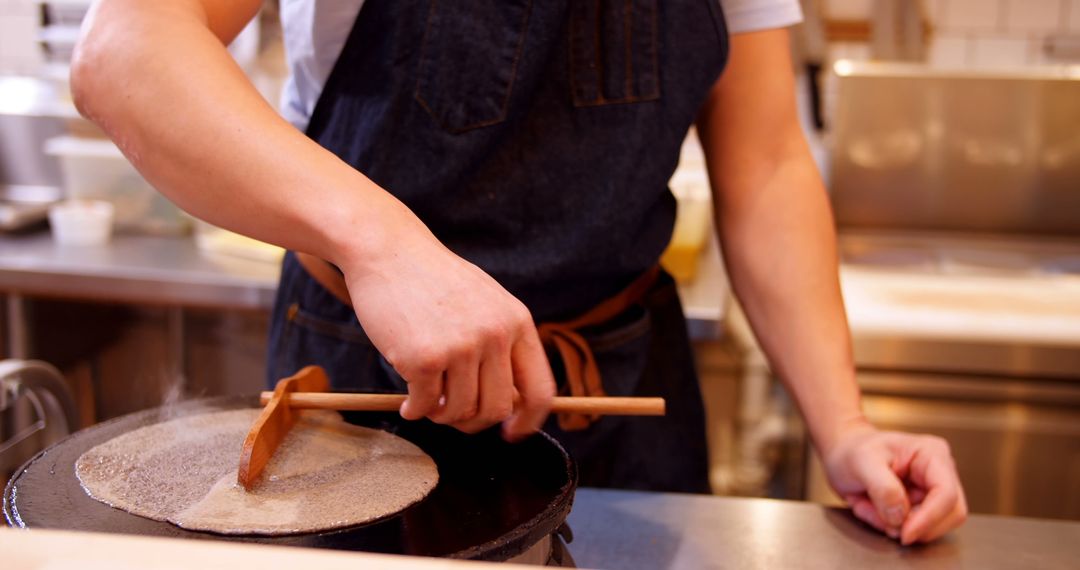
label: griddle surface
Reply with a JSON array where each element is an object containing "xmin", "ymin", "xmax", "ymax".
[{"xmin": 4, "ymin": 396, "xmax": 574, "ymax": 561}]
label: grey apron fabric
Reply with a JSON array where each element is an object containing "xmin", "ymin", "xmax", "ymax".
[{"xmin": 268, "ymin": 0, "xmax": 729, "ymax": 493}]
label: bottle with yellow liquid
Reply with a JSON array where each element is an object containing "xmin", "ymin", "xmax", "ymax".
[{"xmin": 661, "ymin": 168, "xmax": 712, "ymax": 283}]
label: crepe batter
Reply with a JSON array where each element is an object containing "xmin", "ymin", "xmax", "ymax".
[{"xmin": 74, "ymin": 408, "xmax": 438, "ymax": 535}]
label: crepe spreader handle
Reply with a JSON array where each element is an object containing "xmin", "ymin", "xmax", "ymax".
[{"xmin": 259, "ymin": 392, "xmax": 666, "ymax": 416}]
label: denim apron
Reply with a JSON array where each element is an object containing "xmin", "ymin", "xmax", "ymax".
[{"xmin": 268, "ymin": 0, "xmax": 729, "ymax": 493}]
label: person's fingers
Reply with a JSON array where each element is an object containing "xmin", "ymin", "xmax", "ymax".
[
  {"xmin": 850, "ymin": 448, "xmax": 911, "ymax": 535},
  {"xmin": 900, "ymin": 448, "xmax": 965, "ymax": 545},
  {"xmin": 906, "ymin": 486, "xmax": 928, "ymax": 506},
  {"xmin": 428, "ymin": 355, "xmax": 479, "ymax": 425},
  {"xmin": 399, "ymin": 369, "xmax": 444, "ymax": 420},
  {"xmin": 913, "ymin": 495, "xmax": 968, "ymax": 544},
  {"xmin": 502, "ymin": 332, "xmax": 555, "ymax": 442},
  {"xmin": 847, "ymin": 496, "xmax": 890, "ymax": 535},
  {"xmin": 455, "ymin": 347, "xmax": 515, "ymax": 434}
]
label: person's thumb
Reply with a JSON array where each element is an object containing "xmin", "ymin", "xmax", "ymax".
[{"xmin": 852, "ymin": 452, "xmax": 910, "ymax": 532}]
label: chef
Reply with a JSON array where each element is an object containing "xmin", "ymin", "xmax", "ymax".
[{"xmin": 71, "ymin": 0, "xmax": 966, "ymax": 545}]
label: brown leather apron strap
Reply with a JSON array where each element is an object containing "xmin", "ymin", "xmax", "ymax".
[
  {"xmin": 294, "ymin": 251, "xmax": 659, "ymax": 432},
  {"xmin": 538, "ymin": 266, "xmax": 659, "ymax": 431},
  {"xmin": 296, "ymin": 252, "xmax": 353, "ymax": 306}
]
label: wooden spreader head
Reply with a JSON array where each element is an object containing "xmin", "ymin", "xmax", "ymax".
[{"xmin": 236, "ymin": 365, "xmax": 330, "ymax": 490}]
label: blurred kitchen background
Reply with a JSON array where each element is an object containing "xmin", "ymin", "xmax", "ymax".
[{"xmin": 1, "ymin": 0, "xmax": 1078, "ymax": 522}]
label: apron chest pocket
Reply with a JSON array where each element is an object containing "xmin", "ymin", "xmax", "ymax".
[{"xmin": 415, "ymin": 0, "xmax": 534, "ymax": 133}]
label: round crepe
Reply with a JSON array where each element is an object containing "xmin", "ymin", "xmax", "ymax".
[{"xmin": 74, "ymin": 408, "xmax": 438, "ymax": 535}]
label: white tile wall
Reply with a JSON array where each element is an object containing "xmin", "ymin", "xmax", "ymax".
[
  {"xmin": 1069, "ymin": 0, "xmax": 1080, "ymax": 31},
  {"xmin": 924, "ymin": 0, "xmax": 948, "ymax": 26},
  {"xmin": 927, "ymin": 34, "xmax": 969, "ymax": 67},
  {"xmin": 970, "ymin": 36, "xmax": 1030, "ymax": 67},
  {"xmin": 827, "ymin": 41, "xmax": 872, "ymax": 63},
  {"xmin": 0, "ymin": 0, "xmax": 44, "ymax": 74},
  {"xmin": 824, "ymin": 0, "xmax": 874, "ymax": 20},
  {"xmin": 923, "ymin": 0, "xmax": 1080, "ymax": 67},
  {"xmin": 1002, "ymin": 0, "xmax": 1063, "ymax": 33},
  {"xmin": 940, "ymin": 0, "xmax": 1002, "ymax": 32},
  {"xmin": 1026, "ymin": 38, "xmax": 1052, "ymax": 64},
  {"xmin": 1030, "ymin": 37, "xmax": 1056, "ymax": 64}
]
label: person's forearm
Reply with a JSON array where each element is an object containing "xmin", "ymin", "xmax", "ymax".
[
  {"xmin": 711, "ymin": 140, "xmax": 868, "ymax": 455},
  {"xmin": 72, "ymin": 0, "xmax": 427, "ymax": 270},
  {"xmin": 698, "ymin": 32, "xmax": 967, "ymax": 544},
  {"xmin": 696, "ymin": 29, "xmax": 869, "ymax": 457}
]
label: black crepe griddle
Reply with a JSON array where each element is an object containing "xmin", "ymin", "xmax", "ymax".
[{"xmin": 4, "ymin": 395, "xmax": 576, "ymax": 561}]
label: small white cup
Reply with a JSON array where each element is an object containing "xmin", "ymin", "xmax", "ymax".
[{"xmin": 49, "ymin": 199, "xmax": 115, "ymax": 246}]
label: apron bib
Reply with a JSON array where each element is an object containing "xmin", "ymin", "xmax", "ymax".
[{"xmin": 268, "ymin": 0, "xmax": 729, "ymax": 493}]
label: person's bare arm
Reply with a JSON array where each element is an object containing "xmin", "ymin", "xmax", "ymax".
[
  {"xmin": 73, "ymin": 0, "xmax": 554, "ymax": 438},
  {"xmin": 697, "ymin": 29, "xmax": 967, "ymax": 544}
]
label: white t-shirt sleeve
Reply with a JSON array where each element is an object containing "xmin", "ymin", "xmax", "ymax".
[
  {"xmin": 279, "ymin": 0, "xmax": 368, "ymax": 130},
  {"xmin": 720, "ymin": 0, "xmax": 804, "ymax": 34}
]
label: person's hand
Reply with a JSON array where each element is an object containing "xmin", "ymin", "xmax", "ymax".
[
  {"xmin": 823, "ymin": 424, "xmax": 968, "ymax": 545},
  {"xmin": 336, "ymin": 222, "xmax": 555, "ymax": 441}
]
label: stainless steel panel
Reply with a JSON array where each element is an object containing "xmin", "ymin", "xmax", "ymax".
[
  {"xmin": 839, "ymin": 230, "xmax": 1080, "ymax": 276},
  {"xmin": 0, "ymin": 77, "xmax": 65, "ymax": 231},
  {"xmin": 0, "ymin": 77, "xmax": 67, "ymax": 190},
  {"xmin": 858, "ymin": 371, "xmax": 1080, "ymax": 404},
  {"xmin": 830, "ymin": 63, "xmax": 1080, "ymax": 236},
  {"xmin": 0, "ymin": 115, "xmax": 63, "ymax": 189},
  {"xmin": 853, "ymin": 335, "xmax": 1080, "ymax": 380}
]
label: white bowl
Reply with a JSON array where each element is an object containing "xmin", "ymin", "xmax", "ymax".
[{"xmin": 48, "ymin": 200, "xmax": 114, "ymax": 246}]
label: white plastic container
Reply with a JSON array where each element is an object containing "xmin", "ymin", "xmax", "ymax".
[
  {"xmin": 193, "ymin": 219, "xmax": 285, "ymax": 263},
  {"xmin": 48, "ymin": 199, "xmax": 113, "ymax": 246},
  {"xmin": 44, "ymin": 135, "xmax": 189, "ymax": 234}
]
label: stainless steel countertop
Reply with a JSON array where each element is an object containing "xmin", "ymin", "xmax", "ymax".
[
  {"xmin": 0, "ymin": 231, "xmax": 280, "ymax": 309},
  {"xmin": 567, "ymin": 488, "xmax": 1080, "ymax": 569},
  {"xmin": 0, "ymin": 231, "xmax": 728, "ymax": 325}
]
